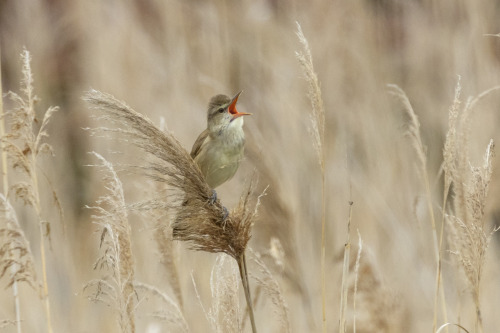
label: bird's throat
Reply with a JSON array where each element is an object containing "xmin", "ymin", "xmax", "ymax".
[{"xmin": 218, "ymin": 118, "xmax": 245, "ymax": 147}]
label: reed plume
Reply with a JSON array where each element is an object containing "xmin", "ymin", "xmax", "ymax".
[
  {"xmin": 85, "ymin": 152, "xmax": 136, "ymax": 333},
  {"xmin": 209, "ymin": 254, "xmax": 242, "ymax": 333},
  {"xmin": 0, "ymin": 193, "xmax": 39, "ymax": 290},
  {"xmin": 251, "ymin": 249, "xmax": 291, "ymax": 333},
  {"xmin": 443, "ymin": 82, "xmax": 500, "ymax": 333},
  {"xmin": 343, "ymin": 245, "xmax": 405, "ymax": 333},
  {"xmin": 388, "ymin": 84, "xmax": 448, "ymax": 330},
  {"xmin": 295, "ymin": 21, "xmax": 327, "ymax": 333},
  {"xmin": 133, "ymin": 282, "xmax": 189, "ymax": 332},
  {"xmin": 84, "ymin": 89, "xmax": 262, "ymax": 332},
  {"xmin": 295, "ymin": 23, "xmax": 325, "ymax": 167},
  {"xmin": 2, "ymin": 48, "xmax": 59, "ymax": 333},
  {"xmin": 0, "ymin": 45, "xmax": 22, "ymax": 333}
]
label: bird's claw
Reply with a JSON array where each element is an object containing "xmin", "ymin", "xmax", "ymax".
[
  {"xmin": 208, "ymin": 189, "xmax": 228, "ymax": 221},
  {"xmin": 210, "ymin": 189, "xmax": 218, "ymax": 205},
  {"xmin": 222, "ymin": 206, "xmax": 229, "ymax": 221}
]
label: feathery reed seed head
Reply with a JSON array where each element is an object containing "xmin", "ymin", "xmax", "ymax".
[
  {"xmin": 0, "ymin": 194, "xmax": 39, "ymax": 290},
  {"xmin": 83, "ymin": 90, "xmax": 259, "ymax": 260},
  {"xmin": 85, "ymin": 153, "xmax": 136, "ymax": 333}
]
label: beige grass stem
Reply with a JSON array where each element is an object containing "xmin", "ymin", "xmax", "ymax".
[
  {"xmin": 22, "ymin": 50, "xmax": 53, "ymax": 333},
  {"xmin": 339, "ymin": 201, "xmax": 353, "ymax": 333},
  {"xmin": 353, "ymin": 229, "xmax": 363, "ymax": 333},
  {"xmin": 0, "ymin": 45, "xmax": 7, "ymax": 211}
]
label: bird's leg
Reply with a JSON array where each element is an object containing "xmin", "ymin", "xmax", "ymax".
[
  {"xmin": 209, "ymin": 189, "xmax": 229, "ymax": 221},
  {"xmin": 222, "ymin": 206, "xmax": 229, "ymax": 221},
  {"xmin": 210, "ymin": 189, "xmax": 218, "ymax": 205}
]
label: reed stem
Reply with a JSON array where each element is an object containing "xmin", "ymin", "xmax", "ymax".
[{"xmin": 238, "ymin": 253, "xmax": 257, "ymax": 333}]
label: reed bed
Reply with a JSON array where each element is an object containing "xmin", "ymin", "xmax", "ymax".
[{"xmin": 0, "ymin": 1, "xmax": 500, "ymax": 332}]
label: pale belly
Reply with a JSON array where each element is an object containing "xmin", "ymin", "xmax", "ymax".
[{"xmin": 195, "ymin": 141, "xmax": 244, "ymax": 188}]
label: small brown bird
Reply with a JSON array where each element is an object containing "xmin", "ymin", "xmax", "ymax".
[{"xmin": 191, "ymin": 91, "xmax": 251, "ymax": 189}]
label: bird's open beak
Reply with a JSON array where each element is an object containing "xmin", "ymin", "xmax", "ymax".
[{"xmin": 228, "ymin": 91, "xmax": 251, "ymax": 119}]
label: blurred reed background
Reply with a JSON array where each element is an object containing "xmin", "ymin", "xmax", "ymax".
[{"xmin": 1, "ymin": 0, "xmax": 500, "ymax": 332}]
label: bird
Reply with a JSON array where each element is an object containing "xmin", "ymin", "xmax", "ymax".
[{"xmin": 191, "ymin": 91, "xmax": 251, "ymax": 190}]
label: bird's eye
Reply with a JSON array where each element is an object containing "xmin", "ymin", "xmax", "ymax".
[{"xmin": 218, "ymin": 108, "xmax": 225, "ymax": 113}]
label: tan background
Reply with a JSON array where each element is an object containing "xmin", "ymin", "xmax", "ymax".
[{"xmin": 1, "ymin": 1, "xmax": 500, "ymax": 332}]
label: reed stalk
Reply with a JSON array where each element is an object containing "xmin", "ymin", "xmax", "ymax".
[{"xmin": 0, "ymin": 44, "xmax": 22, "ymax": 333}]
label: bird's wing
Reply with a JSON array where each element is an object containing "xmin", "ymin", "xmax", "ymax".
[{"xmin": 190, "ymin": 129, "xmax": 210, "ymax": 158}]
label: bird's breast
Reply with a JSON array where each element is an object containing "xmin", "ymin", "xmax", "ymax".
[{"xmin": 194, "ymin": 126, "xmax": 245, "ymax": 188}]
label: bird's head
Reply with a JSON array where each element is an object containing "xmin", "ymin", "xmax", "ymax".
[{"xmin": 206, "ymin": 91, "xmax": 251, "ymax": 133}]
